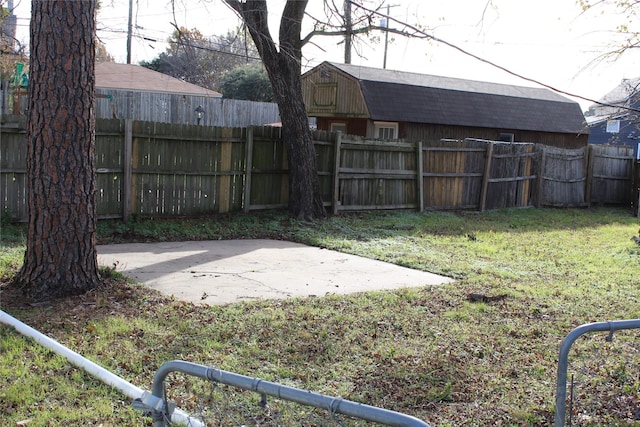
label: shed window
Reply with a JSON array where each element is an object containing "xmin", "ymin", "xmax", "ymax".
[
  {"xmin": 331, "ymin": 122, "xmax": 347, "ymax": 133},
  {"xmin": 374, "ymin": 121, "xmax": 398, "ymax": 139},
  {"xmin": 499, "ymin": 132, "xmax": 515, "ymax": 142}
]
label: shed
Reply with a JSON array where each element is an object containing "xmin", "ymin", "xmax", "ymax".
[{"xmin": 301, "ymin": 61, "xmax": 588, "ymax": 148}]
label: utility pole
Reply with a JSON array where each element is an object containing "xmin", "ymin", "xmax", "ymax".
[
  {"xmin": 344, "ymin": 0, "xmax": 352, "ymax": 64},
  {"xmin": 244, "ymin": 24, "xmax": 249, "ymax": 63},
  {"xmin": 382, "ymin": 4, "xmax": 399, "ymax": 69},
  {"xmin": 126, "ymin": 0, "xmax": 133, "ymax": 64}
]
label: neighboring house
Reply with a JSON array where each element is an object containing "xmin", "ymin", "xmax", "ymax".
[
  {"xmin": 302, "ymin": 61, "xmax": 588, "ymax": 148},
  {"xmin": 95, "ymin": 62, "xmax": 280, "ymax": 127},
  {"xmin": 584, "ymin": 77, "xmax": 640, "ymax": 158},
  {"xmin": 96, "ymin": 62, "xmax": 222, "ymax": 97}
]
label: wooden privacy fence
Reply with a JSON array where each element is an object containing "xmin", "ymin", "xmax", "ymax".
[
  {"xmin": 93, "ymin": 89, "xmax": 281, "ymax": 128},
  {"xmin": 0, "ymin": 117, "xmax": 635, "ymax": 221},
  {"xmin": 418, "ymin": 138, "xmax": 538, "ymax": 211},
  {"xmin": 333, "ymin": 136, "xmax": 633, "ymax": 212}
]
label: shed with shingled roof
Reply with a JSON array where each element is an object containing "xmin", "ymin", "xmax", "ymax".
[{"xmin": 301, "ymin": 61, "xmax": 587, "ymax": 148}]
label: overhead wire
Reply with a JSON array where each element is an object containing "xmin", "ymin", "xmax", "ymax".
[
  {"xmin": 12, "ymin": 0, "xmax": 639, "ymax": 114},
  {"xmin": 351, "ymin": 1, "xmax": 640, "ymax": 114}
]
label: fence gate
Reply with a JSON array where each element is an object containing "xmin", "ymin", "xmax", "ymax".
[{"xmin": 539, "ymin": 146, "xmax": 587, "ymax": 208}]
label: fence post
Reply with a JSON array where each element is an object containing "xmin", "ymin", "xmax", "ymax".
[
  {"xmin": 585, "ymin": 145, "xmax": 594, "ymax": 208},
  {"xmin": 332, "ymin": 131, "xmax": 342, "ymax": 215},
  {"xmin": 219, "ymin": 128, "xmax": 234, "ymax": 213},
  {"xmin": 244, "ymin": 127, "xmax": 254, "ymax": 213},
  {"xmin": 123, "ymin": 119, "xmax": 133, "ymax": 221},
  {"xmin": 536, "ymin": 145, "xmax": 546, "ymax": 208},
  {"xmin": 634, "ymin": 160, "xmax": 640, "ymax": 217},
  {"xmin": 417, "ymin": 141, "xmax": 424, "ymax": 212},
  {"xmin": 479, "ymin": 141, "xmax": 494, "ymax": 212}
]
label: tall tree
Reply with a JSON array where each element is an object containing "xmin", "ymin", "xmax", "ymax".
[
  {"xmin": 140, "ymin": 27, "xmax": 260, "ymax": 91},
  {"xmin": 223, "ymin": 1, "xmax": 389, "ymax": 219},
  {"xmin": 225, "ymin": 1, "xmax": 326, "ymax": 219},
  {"xmin": 219, "ymin": 62, "xmax": 274, "ymax": 102},
  {"xmin": 96, "ymin": 39, "xmax": 114, "ymax": 63},
  {"xmin": 14, "ymin": 0, "xmax": 100, "ymax": 300},
  {"xmin": 578, "ymin": 0, "xmax": 640, "ymax": 116},
  {"xmin": 579, "ymin": 0, "xmax": 640, "ymax": 58},
  {"xmin": 0, "ymin": 2, "xmax": 27, "ymax": 82}
]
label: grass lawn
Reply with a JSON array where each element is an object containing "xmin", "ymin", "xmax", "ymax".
[{"xmin": 1, "ymin": 207, "xmax": 640, "ymax": 426}]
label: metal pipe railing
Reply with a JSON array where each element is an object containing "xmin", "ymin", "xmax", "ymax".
[
  {"xmin": 0, "ymin": 309, "xmax": 203, "ymax": 426},
  {"xmin": 152, "ymin": 359, "xmax": 431, "ymax": 427},
  {"xmin": 555, "ymin": 319, "xmax": 640, "ymax": 426}
]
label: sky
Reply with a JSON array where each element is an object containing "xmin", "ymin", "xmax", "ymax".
[{"xmin": 10, "ymin": 0, "xmax": 640, "ymax": 111}]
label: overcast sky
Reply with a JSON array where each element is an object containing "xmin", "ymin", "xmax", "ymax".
[{"xmin": 11, "ymin": 0, "xmax": 640, "ymax": 111}]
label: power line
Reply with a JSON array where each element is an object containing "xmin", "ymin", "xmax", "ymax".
[
  {"xmin": 170, "ymin": 39, "xmax": 262, "ymax": 62},
  {"xmin": 352, "ymin": 1, "xmax": 640, "ymax": 114}
]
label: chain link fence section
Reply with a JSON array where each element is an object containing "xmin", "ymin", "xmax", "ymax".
[
  {"xmin": 139, "ymin": 360, "xmax": 431, "ymax": 427},
  {"xmin": 555, "ymin": 319, "xmax": 640, "ymax": 427}
]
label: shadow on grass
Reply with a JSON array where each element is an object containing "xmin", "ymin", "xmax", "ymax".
[
  {"xmin": 299, "ymin": 206, "xmax": 639, "ymax": 244},
  {"xmin": 1, "ymin": 206, "xmax": 637, "ymax": 248}
]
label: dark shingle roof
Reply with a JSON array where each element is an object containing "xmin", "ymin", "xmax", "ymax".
[{"xmin": 328, "ymin": 62, "xmax": 585, "ymax": 133}]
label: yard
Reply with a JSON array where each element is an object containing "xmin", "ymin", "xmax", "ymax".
[{"xmin": 1, "ymin": 207, "xmax": 639, "ymax": 426}]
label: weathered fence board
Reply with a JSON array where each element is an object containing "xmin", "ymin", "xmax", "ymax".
[
  {"xmin": 484, "ymin": 142, "xmax": 537, "ymax": 210},
  {"xmin": 249, "ymin": 126, "xmax": 287, "ymax": 209},
  {"xmin": 0, "ymin": 116, "xmax": 635, "ymax": 222},
  {"xmin": 3, "ymin": 87, "xmax": 281, "ymax": 128},
  {"xmin": 95, "ymin": 119, "xmax": 126, "ymax": 218},
  {"xmin": 0, "ymin": 119, "xmax": 27, "ymax": 220},
  {"xmin": 337, "ymin": 138, "xmax": 418, "ymax": 211},
  {"xmin": 312, "ymin": 130, "xmax": 338, "ymax": 205},
  {"xmin": 130, "ymin": 122, "xmax": 247, "ymax": 216},
  {"xmin": 540, "ymin": 146, "xmax": 588, "ymax": 207},
  {"xmin": 588, "ymin": 145, "xmax": 634, "ymax": 205},
  {"xmin": 422, "ymin": 140, "xmax": 487, "ymax": 210}
]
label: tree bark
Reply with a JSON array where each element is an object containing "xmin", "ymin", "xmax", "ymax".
[
  {"xmin": 226, "ymin": 0, "xmax": 326, "ymax": 219},
  {"xmin": 14, "ymin": 0, "xmax": 100, "ymax": 300}
]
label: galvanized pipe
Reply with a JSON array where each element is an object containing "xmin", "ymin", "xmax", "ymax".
[
  {"xmin": 153, "ymin": 359, "xmax": 431, "ymax": 427},
  {"xmin": 555, "ymin": 319, "xmax": 640, "ymax": 426},
  {"xmin": 0, "ymin": 309, "xmax": 203, "ymax": 426}
]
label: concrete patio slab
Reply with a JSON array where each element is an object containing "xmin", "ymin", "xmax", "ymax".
[{"xmin": 97, "ymin": 239, "xmax": 453, "ymax": 305}]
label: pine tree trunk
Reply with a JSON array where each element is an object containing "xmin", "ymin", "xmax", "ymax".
[{"xmin": 14, "ymin": 0, "xmax": 100, "ymax": 300}]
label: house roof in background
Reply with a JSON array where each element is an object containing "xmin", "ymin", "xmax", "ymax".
[
  {"xmin": 95, "ymin": 62, "xmax": 221, "ymax": 97},
  {"xmin": 320, "ymin": 62, "xmax": 586, "ymax": 134},
  {"xmin": 596, "ymin": 77, "xmax": 640, "ymax": 105},
  {"xmin": 584, "ymin": 77, "xmax": 640, "ymax": 125}
]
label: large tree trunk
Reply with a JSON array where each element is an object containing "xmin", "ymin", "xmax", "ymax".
[
  {"xmin": 266, "ymin": 43, "xmax": 325, "ymax": 220},
  {"xmin": 227, "ymin": 0, "xmax": 326, "ymax": 220},
  {"xmin": 14, "ymin": 0, "xmax": 100, "ymax": 300}
]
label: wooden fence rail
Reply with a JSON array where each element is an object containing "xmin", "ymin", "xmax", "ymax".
[{"xmin": 0, "ymin": 116, "xmax": 635, "ymax": 222}]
